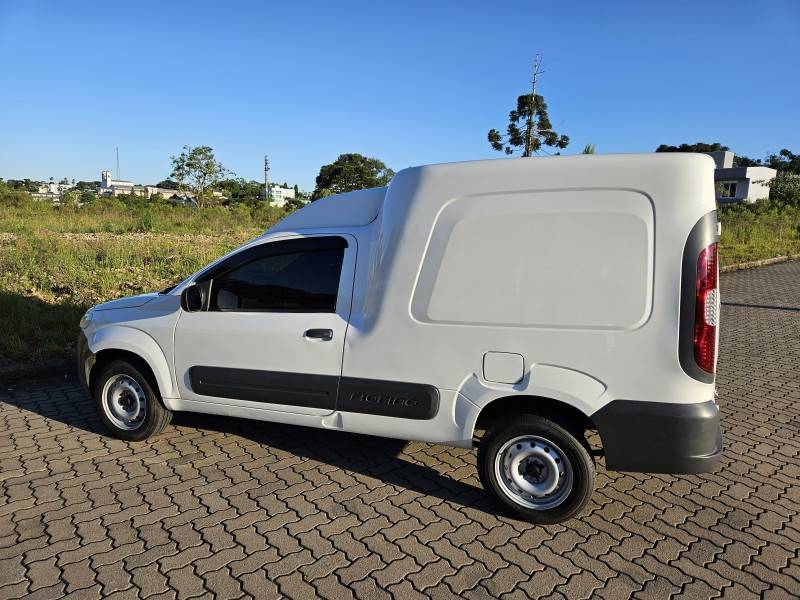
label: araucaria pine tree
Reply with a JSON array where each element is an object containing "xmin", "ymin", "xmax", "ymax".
[{"xmin": 488, "ymin": 58, "xmax": 569, "ymax": 157}]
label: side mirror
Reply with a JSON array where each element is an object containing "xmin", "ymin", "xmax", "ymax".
[{"xmin": 181, "ymin": 284, "xmax": 204, "ymax": 312}]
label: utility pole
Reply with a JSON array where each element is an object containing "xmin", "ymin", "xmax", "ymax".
[
  {"xmin": 524, "ymin": 56, "xmax": 542, "ymax": 158},
  {"xmin": 264, "ymin": 155, "xmax": 270, "ymax": 203}
]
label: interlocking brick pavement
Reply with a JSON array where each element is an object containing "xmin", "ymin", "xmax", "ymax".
[{"xmin": 2, "ymin": 261, "xmax": 800, "ymax": 599}]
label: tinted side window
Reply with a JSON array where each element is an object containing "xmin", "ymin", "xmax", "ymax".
[{"xmin": 210, "ymin": 248, "xmax": 344, "ymax": 312}]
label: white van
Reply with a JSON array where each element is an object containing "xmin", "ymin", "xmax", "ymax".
[{"xmin": 78, "ymin": 154, "xmax": 722, "ymax": 523}]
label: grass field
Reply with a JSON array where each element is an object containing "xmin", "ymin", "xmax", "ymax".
[
  {"xmin": 717, "ymin": 204, "xmax": 800, "ymax": 265},
  {"xmin": 0, "ymin": 202, "xmax": 278, "ymax": 367},
  {"xmin": 1, "ymin": 199, "xmax": 799, "ymax": 368}
]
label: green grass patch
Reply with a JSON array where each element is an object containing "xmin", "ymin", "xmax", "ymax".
[
  {"xmin": 719, "ymin": 202, "xmax": 800, "ymax": 265},
  {"xmin": 0, "ymin": 201, "xmax": 277, "ymax": 366}
]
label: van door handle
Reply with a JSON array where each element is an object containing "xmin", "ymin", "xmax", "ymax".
[{"xmin": 303, "ymin": 328, "xmax": 333, "ymax": 341}]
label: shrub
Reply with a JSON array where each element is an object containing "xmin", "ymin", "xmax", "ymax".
[
  {"xmin": 0, "ymin": 181, "xmax": 33, "ymax": 207},
  {"xmin": 769, "ymin": 172, "xmax": 800, "ymax": 206}
]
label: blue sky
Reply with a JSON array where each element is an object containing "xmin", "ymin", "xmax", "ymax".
[{"xmin": 1, "ymin": 0, "xmax": 798, "ymax": 191}]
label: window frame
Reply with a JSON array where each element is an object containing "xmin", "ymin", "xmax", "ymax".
[
  {"xmin": 196, "ymin": 235, "xmax": 349, "ymax": 314},
  {"xmin": 718, "ymin": 181, "xmax": 738, "ymax": 199}
]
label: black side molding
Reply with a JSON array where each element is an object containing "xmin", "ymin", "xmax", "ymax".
[
  {"xmin": 592, "ymin": 399, "xmax": 722, "ymax": 474},
  {"xmin": 189, "ymin": 366, "xmax": 338, "ymax": 410},
  {"xmin": 188, "ymin": 366, "xmax": 440, "ymax": 420},
  {"xmin": 337, "ymin": 377, "xmax": 440, "ymax": 420}
]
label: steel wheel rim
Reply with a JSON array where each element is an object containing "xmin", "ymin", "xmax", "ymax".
[
  {"xmin": 494, "ymin": 435, "xmax": 573, "ymax": 510},
  {"xmin": 102, "ymin": 374, "xmax": 147, "ymax": 431}
]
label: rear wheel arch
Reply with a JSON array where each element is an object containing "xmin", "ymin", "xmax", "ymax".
[{"xmin": 473, "ymin": 394, "xmax": 596, "ymax": 444}]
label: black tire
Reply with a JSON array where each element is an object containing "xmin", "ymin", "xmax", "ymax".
[
  {"xmin": 93, "ymin": 359, "xmax": 172, "ymax": 442},
  {"xmin": 478, "ymin": 414, "xmax": 595, "ymax": 524}
]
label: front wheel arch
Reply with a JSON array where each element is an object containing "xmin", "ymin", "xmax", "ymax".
[
  {"xmin": 89, "ymin": 326, "xmax": 176, "ymax": 399},
  {"xmin": 90, "ymin": 349, "xmax": 162, "ymax": 400}
]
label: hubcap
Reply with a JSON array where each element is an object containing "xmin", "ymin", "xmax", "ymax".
[
  {"xmin": 494, "ymin": 435, "xmax": 573, "ymax": 510},
  {"xmin": 101, "ymin": 375, "xmax": 147, "ymax": 431}
]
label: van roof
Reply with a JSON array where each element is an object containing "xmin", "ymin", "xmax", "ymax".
[
  {"xmin": 267, "ymin": 186, "xmax": 386, "ymax": 233},
  {"xmin": 265, "ymin": 153, "xmax": 716, "ymax": 234}
]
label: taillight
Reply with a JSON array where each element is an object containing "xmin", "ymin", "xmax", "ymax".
[{"xmin": 693, "ymin": 242, "xmax": 719, "ymax": 373}]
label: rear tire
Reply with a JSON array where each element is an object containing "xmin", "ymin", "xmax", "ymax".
[
  {"xmin": 478, "ymin": 414, "xmax": 595, "ymax": 524},
  {"xmin": 93, "ymin": 359, "xmax": 172, "ymax": 442}
]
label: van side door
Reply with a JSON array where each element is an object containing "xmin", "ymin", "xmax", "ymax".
[{"xmin": 173, "ymin": 234, "xmax": 356, "ymax": 416}]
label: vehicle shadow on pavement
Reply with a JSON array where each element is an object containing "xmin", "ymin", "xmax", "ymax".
[
  {"xmin": 169, "ymin": 410, "xmax": 495, "ymax": 513},
  {"xmin": 0, "ymin": 381, "xmax": 496, "ymax": 514},
  {"xmin": 0, "ymin": 292, "xmax": 86, "ymax": 376}
]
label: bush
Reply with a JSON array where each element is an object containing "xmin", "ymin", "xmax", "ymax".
[
  {"xmin": 83, "ymin": 196, "xmax": 127, "ymax": 212},
  {"xmin": 0, "ymin": 181, "xmax": 34, "ymax": 207},
  {"xmin": 769, "ymin": 172, "xmax": 800, "ymax": 206}
]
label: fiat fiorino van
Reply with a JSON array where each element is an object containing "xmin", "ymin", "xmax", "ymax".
[{"xmin": 78, "ymin": 154, "xmax": 722, "ymax": 523}]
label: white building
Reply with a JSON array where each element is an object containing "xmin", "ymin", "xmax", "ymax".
[
  {"xmin": 30, "ymin": 180, "xmax": 74, "ymax": 203},
  {"xmin": 99, "ymin": 170, "xmax": 198, "ymax": 203},
  {"xmin": 268, "ymin": 184, "xmax": 296, "ymax": 208},
  {"xmin": 99, "ymin": 170, "xmax": 141, "ymax": 196},
  {"xmin": 706, "ymin": 152, "xmax": 776, "ymax": 203}
]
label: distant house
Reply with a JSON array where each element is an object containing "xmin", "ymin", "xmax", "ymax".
[
  {"xmin": 99, "ymin": 170, "xmax": 197, "ymax": 203},
  {"xmin": 706, "ymin": 151, "xmax": 776, "ymax": 203},
  {"xmin": 268, "ymin": 184, "xmax": 296, "ymax": 208},
  {"xmin": 30, "ymin": 180, "xmax": 74, "ymax": 203}
]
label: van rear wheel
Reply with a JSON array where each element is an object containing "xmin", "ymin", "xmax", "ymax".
[
  {"xmin": 93, "ymin": 359, "xmax": 172, "ymax": 442},
  {"xmin": 478, "ymin": 414, "xmax": 595, "ymax": 524}
]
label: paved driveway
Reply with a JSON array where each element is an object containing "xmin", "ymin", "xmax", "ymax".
[{"xmin": 1, "ymin": 262, "xmax": 799, "ymax": 599}]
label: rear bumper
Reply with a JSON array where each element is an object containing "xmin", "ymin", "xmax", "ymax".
[{"xmin": 592, "ymin": 399, "xmax": 722, "ymax": 474}]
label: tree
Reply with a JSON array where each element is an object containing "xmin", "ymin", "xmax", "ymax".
[
  {"xmin": 0, "ymin": 180, "xmax": 31, "ymax": 206},
  {"xmin": 5, "ymin": 179, "xmax": 39, "ymax": 193},
  {"xmin": 285, "ymin": 197, "xmax": 307, "ymax": 212},
  {"xmin": 170, "ymin": 145, "xmax": 231, "ymax": 207},
  {"xmin": 60, "ymin": 189, "xmax": 81, "ymax": 207},
  {"xmin": 74, "ymin": 180, "xmax": 100, "ymax": 192},
  {"xmin": 655, "ymin": 142, "xmax": 729, "ymax": 153},
  {"xmin": 656, "ymin": 144, "xmax": 799, "ymax": 175},
  {"xmin": 733, "ymin": 155, "xmax": 762, "ymax": 168},
  {"xmin": 769, "ymin": 172, "xmax": 800, "ymax": 205},
  {"xmin": 732, "ymin": 149, "xmax": 800, "ymax": 173},
  {"xmin": 312, "ymin": 153, "xmax": 395, "ymax": 200},
  {"xmin": 155, "ymin": 179, "xmax": 179, "ymax": 190},
  {"xmin": 215, "ymin": 178, "xmax": 263, "ymax": 205},
  {"xmin": 582, "ymin": 144, "xmax": 596, "ymax": 154},
  {"xmin": 765, "ymin": 149, "xmax": 800, "ymax": 175},
  {"xmin": 488, "ymin": 58, "xmax": 569, "ymax": 157}
]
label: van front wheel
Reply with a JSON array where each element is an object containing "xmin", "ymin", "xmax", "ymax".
[
  {"xmin": 478, "ymin": 414, "xmax": 595, "ymax": 524},
  {"xmin": 93, "ymin": 359, "xmax": 172, "ymax": 442}
]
